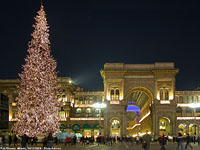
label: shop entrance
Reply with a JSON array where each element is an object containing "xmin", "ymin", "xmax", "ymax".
[
  {"xmin": 159, "ymin": 117, "xmax": 170, "ymax": 135},
  {"xmin": 111, "ymin": 118, "xmax": 120, "ymax": 136}
]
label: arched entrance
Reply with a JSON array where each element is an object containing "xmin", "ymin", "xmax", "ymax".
[
  {"xmin": 189, "ymin": 123, "xmax": 197, "ymax": 136},
  {"xmin": 178, "ymin": 123, "xmax": 187, "ymax": 136},
  {"xmin": 159, "ymin": 117, "xmax": 170, "ymax": 135},
  {"xmin": 110, "ymin": 118, "xmax": 120, "ymax": 137},
  {"xmin": 125, "ymin": 87, "xmax": 153, "ymax": 136}
]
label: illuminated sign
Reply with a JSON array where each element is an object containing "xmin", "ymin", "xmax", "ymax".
[
  {"xmin": 110, "ymin": 101, "xmax": 120, "ymax": 104},
  {"xmin": 177, "ymin": 103, "xmax": 200, "ymax": 108},
  {"xmin": 74, "ymin": 104, "xmax": 93, "ymax": 108},
  {"xmin": 177, "ymin": 117, "xmax": 200, "ymax": 120},
  {"xmin": 160, "ymin": 100, "xmax": 170, "ymax": 104}
]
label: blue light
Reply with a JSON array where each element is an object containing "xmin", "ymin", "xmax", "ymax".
[
  {"xmin": 126, "ymin": 105, "xmax": 140, "ymax": 112},
  {"xmin": 128, "ymin": 101, "xmax": 136, "ymax": 104}
]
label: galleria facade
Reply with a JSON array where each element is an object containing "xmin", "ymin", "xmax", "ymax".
[{"xmin": 0, "ymin": 62, "xmax": 200, "ymax": 139}]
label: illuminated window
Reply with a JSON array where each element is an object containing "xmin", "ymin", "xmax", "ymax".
[
  {"xmin": 86, "ymin": 108, "xmax": 91, "ymax": 113},
  {"xmin": 188, "ymin": 96, "xmax": 192, "ymax": 103},
  {"xmin": 160, "ymin": 88, "xmax": 169, "ymax": 100},
  {"xmin": 76, "ymin": 108, "xmax": 82, "ymax": 113},
  {"xmin": 12, "ymin": 112, "xmax": 15, "ymax": 118},
  {"xmin": 175, "ymin": 96, "xmax": 178, "ymax": 103},
  {"xmin": 160, "ymin": 89, "xmax": 164, "ymax": 100},
  {"xmin": 183, "ymin": 96, "xmax": 188, "ymax": 103},
  {"xmin": 59, "ymin": 111, "xmax": 66, "ymax": 119},
  {"xmin": 95, "ymin": 108, "xmax": 100, "ymax": 114},
  {"xmin": 179, "ymin": 96, "xmax": 183, "ymax": 103},
  {"xmin": 111, "ymin": 90, "xmax": 114, "ymax": 100},
  {"xmin": 186, "ymin": 108, "xmax": 192, "ymax": 117},
  {"xmin": 164, "ymin": 89, "xmax": 169, "ymax": 100},
  {"xmin": 116, "ymin": 90, "xmax": 120, "ymax": 100},
  {"xmin": 176, "ymin": 107, "xmax": 182, "ymax": 113},
  {"xmin": 79, "ymin": 97, "xmax": 83, "ymax": 104},
  {"xmin": 193, "ymin": 96, "xmax": 198, "ymax": 103}
]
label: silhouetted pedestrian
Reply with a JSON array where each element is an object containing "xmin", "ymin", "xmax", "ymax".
[
  {"xmin": 47, "ymin": 132, "xmax": 54, "ymax": 149},
  {"xmin": 159, "ymin": 134, "xmax": 167, "ymax": 150},
  {"xmin": 9, "ymin": 134, "xmax": 12, "ymax": 146},
  {"xmin": 21, "ymin": 134, "xmax": 29, "ymax": 149},
  {"xmin": 176, "ymin": 133, "xmax": 184, "ymax": 150},
  {"xmin": 142, "ymin": 130, "xmax": 151, "ymax": 150},
  {"xmin": 13, "ymin": 134, "xmax": 18, "ymax": 146},
  {"xmin": 185, "ymin": 134, "xmax": 193, "ymax": 149}
]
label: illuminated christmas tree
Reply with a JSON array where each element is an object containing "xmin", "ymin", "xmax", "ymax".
[{"xmin": 12, "ymin": 5, "xmax": 60, "ymax": 137}]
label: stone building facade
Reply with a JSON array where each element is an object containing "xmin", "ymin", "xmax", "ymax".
[{"xmin": 0, "ymin": 62, "xmax": 200, "ymax": 138}]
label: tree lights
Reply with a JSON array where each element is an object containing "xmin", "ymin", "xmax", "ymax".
[{"xmin": 12, "ymin": 5, "xmax": 60, "ymax": 137}]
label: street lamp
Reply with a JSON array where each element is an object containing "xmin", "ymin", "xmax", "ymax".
[
  {"xmin": 189, "ymin": 103, "xmax": 200, "ymax": 135},
  {"xmin": 93, "ymin": 103, "xmax": 106, "ymax": 135}
]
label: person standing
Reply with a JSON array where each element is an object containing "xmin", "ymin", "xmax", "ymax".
[
  {"xmin": 194, "ymin": 136, "xmax": 196, "ymax": 144},
  {"xmin": 185, "ymin": 134, "xmax": 193, "ymax": 149},
  {"xmin": 1, "ymin": 135, "xmax": 6, "ymax": 148},
  {"xmin": 43, "ymin": 136, "xmax": 47, "ymax": 148},
  {"xmin": 142, "ymin": 130, "xmax": 151, "ymax": 150},
  {"xmin": 159, "ymin": 134, "xmax": 167, "ymax": 150},
  {"xmin": 131, "ymin": 136, "xmax": 134, "ymax": 146},
  {"xmin": 13, "ymin": 134, "xmax": 18, "ymax": 146},
  {"xmin": 21, "ymin": 134, "xmax": 29, "ymax": 150},
  {"xmin": 8, "ymin": 134, "xmax": 12, "ymax": 146},
  {"xmin": 176, "ymin": 133, "xmax": 184, "ymax": 150},
  {"xmin": 47, "ymin": 132, "xmax": 54, "ymax": 149},
  {"xmin": 197, "ymin": 136, "xmax": 200, "ymax": 146},
  {"xmin": 136, "ymin": 136, "xmax": 139, "ymax": 145},
  {"xmin": 65, "ymin": 136, "xmax": 70, "ymax": 146}
]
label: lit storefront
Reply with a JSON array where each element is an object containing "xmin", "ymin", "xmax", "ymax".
[
  {"xmin": 93, "ymin": 124, "xmax": 99, "ymax": 139},
  {"xmin": 83, "ymin": 124, "xmax": 91, "ymax": 137}
]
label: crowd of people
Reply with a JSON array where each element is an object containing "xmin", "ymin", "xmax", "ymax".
[{"xmin": 1, "ymin": 131, "xmax": 200, "ymax": 150}]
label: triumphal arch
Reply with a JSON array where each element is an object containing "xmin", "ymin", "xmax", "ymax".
[{"xmin": 100, "ymin": 62, "xmax": 179, "ymax": 138}]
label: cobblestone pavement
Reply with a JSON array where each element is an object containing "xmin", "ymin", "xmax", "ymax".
[{"xmin": 61, "ymin": 142, "xmax": 200, "ymax": 150}]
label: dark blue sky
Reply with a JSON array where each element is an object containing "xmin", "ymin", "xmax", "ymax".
[{"xmin": 0, "ymin": 0, "xmax": 200, "ymax": 91}]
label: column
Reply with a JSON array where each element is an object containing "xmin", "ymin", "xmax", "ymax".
[
  {"xmin": 8, "ymin": 94, "xmax": 13, "ymax": 120},
  {"xmin": 172, "ymin": 112, "xmax": 176, "ymax": 136},
  {"xmin": 152, "ymin": 111, "xmax": 156, "ymax": 138},
  {"xmin": 155, "ymin": 111, "xmax": 159, "ymax": 138}
]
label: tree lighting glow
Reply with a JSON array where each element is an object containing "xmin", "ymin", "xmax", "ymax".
[{"xmin": 12, "ymin": 5, "xmax": 60, "ymax": 137}]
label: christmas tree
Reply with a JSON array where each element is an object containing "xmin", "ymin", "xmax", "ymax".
[{"xmin": 12, "ymin": 5, "xmax": 60, "ymax": 137}]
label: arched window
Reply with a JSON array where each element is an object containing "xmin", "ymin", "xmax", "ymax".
[
  {"xmin": 175, "ymin": 96, "xmax": 178, "ymax": 103},
  {"xmin": 159, "ymin": 88, "xmax": 169, "ymax": 100},
  {"xmin": 176, "ymin": 107, "xmax": 182, "ymax": 113},
  {"xmin": 186, "ymin": 108, "xmax": 192, "ymax": 116},
  {"xmin": 95, "ymin": 108, "xmax": 100, "ymax": 114},
  {"xmin": 179, "ymin": 96, "xmax": 183, "ymax": 103},
  {"xmin": 116, "ymin": 89, "xmax": 120, "ymax": 100},
  {"xmin": 76, "ymin": 108, "xmax": 82, "ymax": 113},
  {"xmin": 160, "ymin": 89, "xmax": 164, "ymax": 100},
  {"xmin": 183, "ymin": 96, "xmax": 188, "ymax": 103},
  {"xmin": 86, "ymin": 108, "xmax": 91, "ymax": 113},
  {"xmin": 164, "ymin": 89, "xmax": 169, "ymax": 100},
  {"xmin": 188, "ymin": 96, "xmax": 193, "ymax": 103},
  {"xmin": 79, "ymin": 97, "xmax": 83, "ymax": 104},
  {"xmin": 110, "ymin": 90, "xmax": 114, "ymax": 100},
  {"xmin": 193, "ymin": 96, "xmax": 197, "ymax": 103}
]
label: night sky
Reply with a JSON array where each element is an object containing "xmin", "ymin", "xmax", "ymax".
[{"xmin": 1, "ymin": 0, "xmax": 200, "ymax": 91}]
